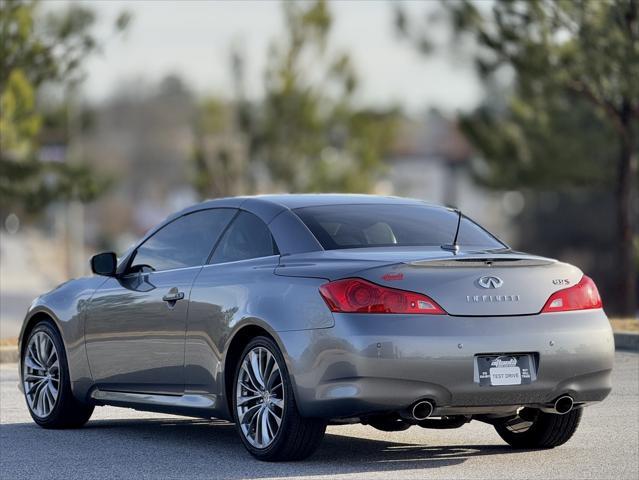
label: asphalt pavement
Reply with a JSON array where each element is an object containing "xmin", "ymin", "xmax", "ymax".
[{"xmin": 1, "ymin": 352, "xmax": 637, "ymax": 480}]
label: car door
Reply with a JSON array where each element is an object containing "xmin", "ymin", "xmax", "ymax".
[
  {"xmin": 185, "ymin": 210, "xmax": 280, "ymax": 397},
  {"xmin": 85, "ymin": 208, "xmax": 236, "ymax": 395}
]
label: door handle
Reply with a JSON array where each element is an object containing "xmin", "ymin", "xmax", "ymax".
[{"xmin": 162, "ymin": 291, "xmax": 185, "ymax": 303}]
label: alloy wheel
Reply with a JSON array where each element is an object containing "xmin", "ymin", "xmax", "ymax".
[
  {"xmin": 235, "ymin": 346, "xmax": 285, "ymax": 449},
  {"xmin": 23, "ymin": 331, "xmax": 60, "ymax": 418}
]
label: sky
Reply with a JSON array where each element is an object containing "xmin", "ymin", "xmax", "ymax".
[{"xmin": 50, "ymin": 0, "xmax": 482, "ymax": 114}]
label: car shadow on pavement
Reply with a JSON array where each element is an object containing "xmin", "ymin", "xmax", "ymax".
[{"xmin": 0, "ymin": 417, "xmax": 525, "ymax": 479}]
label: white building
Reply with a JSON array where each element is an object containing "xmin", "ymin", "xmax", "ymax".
[{"xmin": 380, "ymin": 111, "xmax": 518, "ymax": 245}]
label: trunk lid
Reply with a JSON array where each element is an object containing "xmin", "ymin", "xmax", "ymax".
[
  {"xmin": 355, "ymin": 253, "xmax": 582, "ymax": 316},
  {"xmin": 277, "ymin": 247, "xmax": 583, "ymax": 316}
]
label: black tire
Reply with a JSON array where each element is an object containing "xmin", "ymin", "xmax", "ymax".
[
  {"xmin": 22, "ymin": 320, "xmax": 94, "ymax": 429},
  {"xmin": 232, "ymin": 336, "xmax": 326, "ymax": 461},
  {"xmin": 494, "ymin": 408, "xmax": 583, "ymax": 449}
]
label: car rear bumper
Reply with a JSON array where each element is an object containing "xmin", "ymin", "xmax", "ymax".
[{"xmin": 278, "ymin": 309, "xmax": 614, "ymax": 419}]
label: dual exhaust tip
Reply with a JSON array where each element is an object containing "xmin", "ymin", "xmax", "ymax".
[
  {"xmin": 410, "ymin": 400, "xmax": 434, "ymax": 421},
  {"xmin": 552, "ymin": 395, "xmax": 574, "ymax": 415},
  {"xmin": 539, "ymin": 395, "xmax": 575, "ymax": 415},
  {"xmin": 407, "ymin": 395, "xmax": 574, "ymax": 420}
]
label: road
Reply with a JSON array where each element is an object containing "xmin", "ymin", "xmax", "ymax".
[{"xmin": 1, "ymin": 352, "xmax": 637, "ymax": 480}]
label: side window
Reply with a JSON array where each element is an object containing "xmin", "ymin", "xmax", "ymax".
[
  {"xmin": 210, "ymin": 211, "xmax": 278, "ymax": 264},
  {"xmin": 130, "ymin": 209, "xmax": 235, "ymax": 272}
]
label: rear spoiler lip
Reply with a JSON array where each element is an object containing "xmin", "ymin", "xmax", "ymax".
[{"xmin": 406, "ymin": 253, "xmax": 557, "ymax": 267}]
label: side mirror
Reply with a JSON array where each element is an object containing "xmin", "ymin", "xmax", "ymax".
[{"xmin": 90, "ymin": 252, "xmax": 118, "ymax": 276}]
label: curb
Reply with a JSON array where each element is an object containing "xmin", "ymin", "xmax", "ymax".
[
  {"xmin": 0, "ymin": 333, "xmax": 637, "ymax": 364},
  {"xmin": 0, "ymin": 346, "xmax": 18, "ymax": 364},
  {"xmin": 614, "ymin": 331, "xmax": 639, "ymax": 352}
]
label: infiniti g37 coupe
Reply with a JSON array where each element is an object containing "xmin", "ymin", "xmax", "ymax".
[{"xmin": 19, "ymin": 194, "xmax": 614, "ymax": 461}]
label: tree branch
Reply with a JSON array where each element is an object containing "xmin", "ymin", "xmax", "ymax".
[{"xmin": 567, "ymin": 80, "xmax": 627, "ymax": 139}]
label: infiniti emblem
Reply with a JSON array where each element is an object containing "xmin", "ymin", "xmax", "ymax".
[{"xmin": 477, "ymin": 276, "xmax": 504, "ymax": 289}]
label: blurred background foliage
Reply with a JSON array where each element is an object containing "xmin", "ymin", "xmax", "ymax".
[
  {"xmin": 397, "ymin": 0, "xmax": 639, "ymax": 315},
  {"xmin": 0, "ymin": 0, "xmax": 130, "ymax": 213},
  {"xmin": 0, "ymin": 0, "xmax": 637, "ymax": 327},
  {"xmin": 192, "ymin": 0, "xmax": 398, "ymax": 197}
]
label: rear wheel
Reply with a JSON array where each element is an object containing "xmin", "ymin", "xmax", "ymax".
[
  {"xmin": 232, "ymin": 336, "xmax": 326, "ymax": 461},
  {"xmin": 22, "ymin": 321, "xmax": 94, "ymax": 428},
  {"xmin": 494, "ymin": 408, "xmax": 582, "ymax": 449}
]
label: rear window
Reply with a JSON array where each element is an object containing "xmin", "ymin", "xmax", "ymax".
[{"xmin": 294, "ymin": 204, "xmax": 505, "ymax": 250}]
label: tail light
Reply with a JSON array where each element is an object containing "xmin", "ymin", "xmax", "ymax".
[
  {"xmin": 541, "ymin": 275, "xmax": 602, "ymax": 313},
  {"xmin": 319, "ymin": 278, "xmax": 446, "ymax": 314}
]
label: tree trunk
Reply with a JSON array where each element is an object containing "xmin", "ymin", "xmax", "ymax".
[{"xmin": 616, "ymin": 106, "xmax": 637, "ymax": 317}]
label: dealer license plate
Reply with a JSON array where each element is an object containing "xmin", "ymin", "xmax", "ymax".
[{"xmin": 476, "ymin": 354, "xmax": 533, "ymax": 386}]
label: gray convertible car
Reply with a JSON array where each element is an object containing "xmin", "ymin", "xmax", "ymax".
[{"xmin": 19, "ymin": 194, "xmax": 614, "ymax": 461}]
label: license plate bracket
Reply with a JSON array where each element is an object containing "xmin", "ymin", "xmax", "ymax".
[{"xmin": 476, "ymin": 354, "xmax": 534, "ymax": 386}]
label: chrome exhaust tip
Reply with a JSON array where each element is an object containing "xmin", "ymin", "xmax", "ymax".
[
  {"xmin": 411, "ymin": 400, "xmax": 434, "ymax": 421},
  {"xmin": 553, "ymin": 395, "xmax": 574, "ymax": 415}
]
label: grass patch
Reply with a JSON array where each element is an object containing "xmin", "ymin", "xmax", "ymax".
[
  {"xmin": 0, "ymin": 337, "xmax": 18, "ymax": 347},
  {"xmin": 610, "ymin": 318, "xmax": 639, "ymax": 333}
]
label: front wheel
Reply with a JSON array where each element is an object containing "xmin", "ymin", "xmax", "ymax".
[
  {"xmin": 232, "ymin": 336, "xmax": 326, "ymax": 461},
  {"xmin": 494, "ymin": 408, "xmax": 583, "ymax": 449},
  {"xmin": 21, "ymin": 320, "xmax": 94, "ymax": 428}
]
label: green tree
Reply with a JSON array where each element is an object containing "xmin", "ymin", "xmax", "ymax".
[
  {"xmin": 398, "ymin": 0, "xmax": 639, "ymax": 315},
  {"xmin": 257, "ymin": 0, "xmax": 397, "ymax": 192},
  {"xmin": 0, "ymin": 0, "xmax": 130, "ymax": 212},
  {"xmin": 191, "ymin": 96, "xmax": 248, "ymax": 199}
]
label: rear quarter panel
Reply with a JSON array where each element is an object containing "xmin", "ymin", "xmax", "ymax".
[{"xmin": 184, "ymin": 256, "xmax": 333, "ymax": 415}]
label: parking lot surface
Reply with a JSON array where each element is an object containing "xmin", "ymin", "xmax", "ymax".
[{"xmin": 1, "ymin": 352, "xmax": 637, "ymax": 480}]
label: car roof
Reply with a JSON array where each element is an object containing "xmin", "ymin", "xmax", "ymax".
[
  {"xmin": 122, "ymin": 194, "xmax": 461, "ymax": 269},
  {"xmin": 193, "ymin": 193, "xmax": 445, "ymax": 212}
]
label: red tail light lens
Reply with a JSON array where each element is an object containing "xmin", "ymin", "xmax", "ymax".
[
  {"xmin": 541, "ymin": 275, "xmax": 602, "ymax": 313},
  {"xmin": 319, "ymin": 278, "xmax": 446, "ymax": 315}
]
